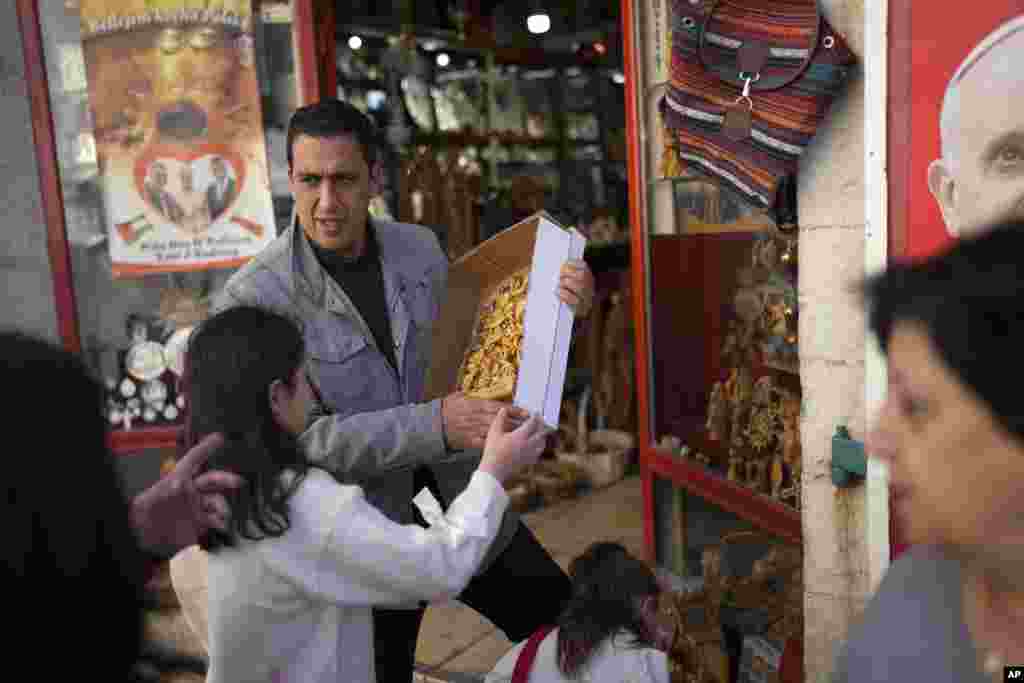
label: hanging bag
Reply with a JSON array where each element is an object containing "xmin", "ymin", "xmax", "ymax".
[{"xmin": 660, "ymin": 0, "xmax": 857, "ymax": 222}]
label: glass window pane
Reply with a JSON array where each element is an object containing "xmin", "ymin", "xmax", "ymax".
[{"xmin": 37, "ymin": 0, "xmax": 297, "ymax": 434}]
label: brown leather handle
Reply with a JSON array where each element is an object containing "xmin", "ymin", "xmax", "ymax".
[{"xmin": 696, "ymin": 0, "xmax": 822, "ymax": 92}]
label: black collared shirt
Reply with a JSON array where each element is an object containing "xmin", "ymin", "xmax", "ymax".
[{"xmin": 309, "ymin": 224, "xmax": 399, "ymax": 373}]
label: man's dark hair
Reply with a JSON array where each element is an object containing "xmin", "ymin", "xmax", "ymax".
[
  {"xmin": 863, "ymin": 218, "xmax": 1024, "ymax": 440},
  {"xmin": 181, "ymin": 306, "xmax": 316, "ymax": 550},
  {"xmin": 0, "ymin": 331, "xmax": 144, "ymax": 677},
  {"xmin": 555, "ymin": 542, "xmax": 660, "ymax": 677},
  {"xmin": 286, "ymin": 99, "xmax": 379, "ymax": 171}
]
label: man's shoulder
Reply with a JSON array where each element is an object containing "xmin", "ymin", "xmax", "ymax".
[
  {"xmin": 374, "ymin": 219, "xmax": 446, "ymax": 272},
  {"xmin": 218, "ymin": 228, "xmax": 294, "ymax": 304}
]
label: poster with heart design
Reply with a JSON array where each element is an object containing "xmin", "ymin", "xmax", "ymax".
[{"xmin": 78, "ymin": 0, "xmax": 275, "ymax": 277}]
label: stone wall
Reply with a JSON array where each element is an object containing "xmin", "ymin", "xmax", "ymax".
[{"xmin": 797, "ymin": 0, "xmax": 870, "ymax": 680}]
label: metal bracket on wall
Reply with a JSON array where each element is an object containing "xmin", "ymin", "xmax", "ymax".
[{"xmin": 831, "ymin": 425, "xmax": 866, "ymax": 487}]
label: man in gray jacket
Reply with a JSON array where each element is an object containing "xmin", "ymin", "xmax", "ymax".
[{"xmin": 212, "ymin": 99, "xmax": 595, "ymax": 682}]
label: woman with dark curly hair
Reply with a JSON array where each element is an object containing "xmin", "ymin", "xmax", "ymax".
[
  {"xmin": 486, "ymin": 541, "xmax": 670, "ymax": 682},
  {"xmin": 180, "ymin": 305, "xmax": 550, "ymax": 683}
]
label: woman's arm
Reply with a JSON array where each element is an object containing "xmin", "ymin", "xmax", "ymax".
[{"xmin": 260, "ymin": 469, "xmax": 509, "ymax": 606}]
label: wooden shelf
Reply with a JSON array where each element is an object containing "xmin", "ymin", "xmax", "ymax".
[
  {"xmin": 644, "ymin": 446, "xmax": 802, "ymax": 545},
  {"xmin": 108, "ymin": 425, "xmax": 181, "ymax": 455}
]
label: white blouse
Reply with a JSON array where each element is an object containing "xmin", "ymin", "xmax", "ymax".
[{"xmin": 203, "ymin": 468, "xmax": 508, "ymax": 683}]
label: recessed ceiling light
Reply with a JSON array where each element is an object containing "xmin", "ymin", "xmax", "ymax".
[
  {"xmin": 436, "ymin": 52, "xmax": 451, "ymax": 68},
  {"xmin": 527, "ymin": 12, "xmax": 551, "ymax": 34},
  {"xmin": 348, "ymin": 35, "xmax": 363, "ymax": 50}
]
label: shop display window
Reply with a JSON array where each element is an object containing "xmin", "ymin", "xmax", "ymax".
[{"xmin": 31, "ymin": 0, "xmax": 303, "ymax": 452}]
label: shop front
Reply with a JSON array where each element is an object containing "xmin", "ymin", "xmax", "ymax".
[{"xmin": 12, "ymin": 0, "xmax": 1008, "ymax": 680}]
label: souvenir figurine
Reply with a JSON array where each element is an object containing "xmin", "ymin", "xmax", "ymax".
[
  {"xmin": 705, "ymin": 381, "xmax": 730, "ymax": 442},
  {"xmin": 141, "ymin": 378, "xmax": 168, "ymax": 408},
  {"xmin": 771, "ymin": 448, "xmax": 785, "ymax": 499},
  {"xmin": 729, "ymin": 366, "xmax": 754, "ymax": 446},
  {"xmin": 780, "ymin": 392, "xmax": 802, "ymax": 501},
  {"xmin": 119, "ymin": 377, "xmax": 137, "ymax": 399},
  {"xmin": 727, "ymin": 450, "xmax": 742, "ymax": 482}
]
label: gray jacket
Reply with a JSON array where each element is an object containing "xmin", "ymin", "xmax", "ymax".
[{"xmin": 212, "ymin": 217, "xmax": 519, "ymax": 571}]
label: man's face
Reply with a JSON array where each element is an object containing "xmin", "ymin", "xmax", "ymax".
[
  {"xmin": 288, "ymin": 134, "xmax": 379, "ymax": 257},
  {"xmin": 930, "ymin": 31, "xmax": 1024, "ymax": 237}
]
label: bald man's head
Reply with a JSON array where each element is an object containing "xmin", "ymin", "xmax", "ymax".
[{"xmin": 929, "ymin": 16, "xmax": 1024, "ymax": 237}]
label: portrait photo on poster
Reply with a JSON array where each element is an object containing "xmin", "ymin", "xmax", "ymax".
[
  {"xmin": 897, "ymin": 4, "xmax": 1024, "ymax": 259},
  {"xmin": 78, "ymin": 1, "xmax": 276, "ymax": 277}
]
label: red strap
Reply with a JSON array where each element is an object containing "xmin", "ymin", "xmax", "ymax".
[{"xmin": 511, "ymin": 625, "xmax": 556, "ymax": 683}]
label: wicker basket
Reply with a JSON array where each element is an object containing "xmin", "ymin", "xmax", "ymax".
[{"xmin": 559, "ymin": 428, "xmax": 635, "ymax": 488}]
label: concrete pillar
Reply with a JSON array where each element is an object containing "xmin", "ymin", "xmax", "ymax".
[{"xmin": 797, "ymin": 1, "xmax": 871, "ymax": 680}]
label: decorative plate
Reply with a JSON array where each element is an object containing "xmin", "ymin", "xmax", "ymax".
[{"xmin": 126, "ymin": 340, "xmax": 167, "ymax": 382}]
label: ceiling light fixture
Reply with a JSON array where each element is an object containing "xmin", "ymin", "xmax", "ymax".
[
  {"xmin": 527, "ymin": 12, "xmax": 551, "ymax": 34},
  {"xmin": 348, "ymin": 35, "xmax": 363, "ymax": 50},
  {"xmin": 436, "ymin": 52, "xmax": 451, "ymax": 68}
]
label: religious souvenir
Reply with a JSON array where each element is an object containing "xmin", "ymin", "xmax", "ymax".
[
  {"xmin": 119, "ymin": 377, "xmax": 137, "ymax": 399},
  {"xmin": 771, "ymin": 449, "xmax": 785, "ymax": 499},
  {"xmin": 780, "ymin": 391, "xmax": 802, "ymax": 508},
  {"xmin": 705, "ymin": 380, "xmax": 730, "ymax": 443},
  {"xmin": 141, "ymin": 378, "xmax": 168, "ymax": 408},
  {"xmin": 125, "ymin": 340, "xmax": 167, "ymax": 382},
  {"xmin": 163, "ymin": 326, "xmax": 193, "ymax": 377}
]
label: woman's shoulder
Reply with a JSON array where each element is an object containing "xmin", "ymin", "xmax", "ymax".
[
  {"xmin": 834, "ymin": 546, "xmax": 983, "ymax": 683},
  {"xmin": 287, "ymin": 468, "xmax": 363, "ymax": 505},
  {"xmin": 852, "ymin": 545, "xmax": 964, "ymax": 635}
]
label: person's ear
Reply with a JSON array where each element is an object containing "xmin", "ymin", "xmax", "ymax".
[
  {"xmin": 927, "ymin": 158, "xmax": 960, "ymax": 237},
  {"xmin": 268, "ymin": 379, "xmax": 290, "ymax": 425}
]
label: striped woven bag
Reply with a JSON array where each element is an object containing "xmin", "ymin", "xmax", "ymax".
[{"xmin": 660, "ymin": 0, "xmax": 857, "ymax": 218}]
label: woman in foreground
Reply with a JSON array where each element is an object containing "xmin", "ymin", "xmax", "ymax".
[{"xmin": 834, "ymin": 219, "xmax": 1024, "ymax": 681}]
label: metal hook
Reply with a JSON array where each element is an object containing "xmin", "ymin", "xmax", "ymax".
[
  {"xmin": 734, "ymin": 96, "xmax": 753, "ymax": 110},
  {"xmin": 734, "ymin": 75, "xmax": 755, "ymax": 109}
]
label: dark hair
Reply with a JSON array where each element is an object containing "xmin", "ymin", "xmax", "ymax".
[
  {"xmin": 0, "ymin": 331, "xmax": 144, "ymax": 676},
  {"xmin": 181, "ymin": 306, "xmax": 312, "ymax": 550},
  {"xmin": 286, "ymin": 99, "xmax": 379, "ymax": 171},
  {"xmin": 863, "ymin": 218, "xmax": 1024, "ymax": 440},
  {"xmin": 556, "ymin": 542, "xmax": 660, "ymax": 678}
]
